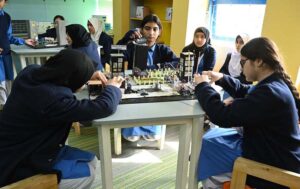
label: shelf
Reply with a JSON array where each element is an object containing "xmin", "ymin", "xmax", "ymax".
[
  {"xmin": 161, "ymin": 20, "xmax": 172, "ymax": 24},
  {"xmin": 129, "ymin": 0, "xmax": 173, "ymax": 46},
  {"xmin": 130, "ymin": 17, "xmax": 172, "ymax": 24},
  {"xmin": 130, "ymin": 17, "xmax": 143, "ymax": 21}
]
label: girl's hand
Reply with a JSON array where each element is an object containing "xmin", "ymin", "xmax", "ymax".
[
  {"xmin": 90, "ymin": 71, "xmax": 108, "ymax": 84},
  {"xmin": 25, "ymin": 39, "xmax": 36, "ymax": 46},
  {"xmin": 223, "ymin": 97, "xmax": 234, "ymax": 106},
  {"xmin": 106, "ymin": 76, "xmax": 124, "ymax": 88},
  {"xmin": 130, "ymin": 29, "xmax": 142, "ymax": 40},
  {"xmin": 194, "ymin": 74, "xmax": 210, "ymax": 84},
  {"xmin": 202, "ymin": 71, "xmax": 224, "ymax": 83}
]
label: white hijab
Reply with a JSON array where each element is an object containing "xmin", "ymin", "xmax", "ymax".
[
  {"xmin": 228, "ymin": 33, "xmax": 250, "ymax": 77},
  {"xmin": 88, "ymin": 17, "xmax": 102, "ymax": 44}
]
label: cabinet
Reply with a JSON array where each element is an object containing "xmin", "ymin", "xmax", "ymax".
[{"xmin": 129, "ymin": 0, "xmax": 173, "ymax": 46}]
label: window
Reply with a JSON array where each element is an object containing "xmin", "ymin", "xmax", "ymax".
[{"xmin": 209, "ymin": 0, "xmax": 267, "ymax": 41}]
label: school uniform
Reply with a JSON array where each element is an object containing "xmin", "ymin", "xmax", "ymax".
[
  {"xmin": 98, "ymin": 32, "xmax": 113, "ymax": 66},
  {"xmin": 219, "ymin": 52, "xmax": 250, "ymax": 84},
  {"xmin": 182, "ymin": 43, "xmax": 216, "ymax": 74},
  {"xmin": 72, "ymin": 41, "xmax": 103, "ymax": 71},
  {"xmin": 122, "ymin": 44, "xmax": 178, "ymax": 139},
  {"xmin": 88, "ymin": 18, "xmax": 113, "ymax": 67},
  {"xmin": 0, "ymin": 9, "xmax": 25, "ymax": 106},
  {"xmin": 220, "ymin": 33, "xmax": 251, "ymax": 85},
  {"xmin": 0, "ymin": 64, "xmax": 122, "ymax": 186},
  {"xmin": 118, "ymin": 30, "xmax": 179, "ymax": 140},
  {"xmin": 195, "ymin": 74, "xmax": 300, "ymax": 189},
  {"xmin": 124, "ymin": 42, "xmax": 178, "ymax": 69},
  {"xmin": 66, "ymin": 24, "xmax": 103, "ymax": 71},
  {"xmin": 117, "ymin": 30, "xmax": 179, "ymax": 69}
]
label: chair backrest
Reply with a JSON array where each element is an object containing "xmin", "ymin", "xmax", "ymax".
[
  {"xmin": 1, "ymin": 174, "xmax": 58, "ymax": 189},
  {"xmin": 230, "ymin": 157, "xmax": 300, "ymax": 189}
]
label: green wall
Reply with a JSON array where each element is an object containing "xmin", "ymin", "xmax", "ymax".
[{"xmin": 4, "ymin": 0, "xmax": 112, "ymax": 27}]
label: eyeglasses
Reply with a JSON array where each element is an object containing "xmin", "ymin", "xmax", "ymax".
[{"xmin": 240, "ymin": 58, "xmax": 249, "ymax": 67}]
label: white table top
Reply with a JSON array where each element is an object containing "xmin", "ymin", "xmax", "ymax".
[{"xmin": 93, "ymin": 100, "xmax": 204, "ymax": 125}]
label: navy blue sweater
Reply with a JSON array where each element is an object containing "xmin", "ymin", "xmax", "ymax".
[
  {"xmin": 117, "ymin": 30, "xmax": 178, "ymax": 69},
  {"xmin": 71, "ymin": 41, "xmax": 103, "ymax": 70},
  {"xmin": 98, "ymin": 32, "xmax": 113, "ymax": 65},
  {"xmin": 0, "ymin": 65, "xmax": 121, "ymax": 186},
  {"xmin": 195, "ymin": 74, "xmax": 300, "ymax": 189},
  {"xmin": 0, "ymin": 11, "xmax": 25, "ymax": 81},
  {"xmin": 0, "ymin": 12, "xmax": 10, "ymax": 55}
]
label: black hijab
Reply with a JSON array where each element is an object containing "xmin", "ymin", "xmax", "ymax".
[
  {"xmin": 32, "ymin": 49, "xmax": 95, "ymax": 92},
  {"xmin": 66, "ymin": 24, "xmax": 92, "ymax": 48},
  {"xmin": 190, "ymin": 27, "xmax": 211, "ymax": 55}
]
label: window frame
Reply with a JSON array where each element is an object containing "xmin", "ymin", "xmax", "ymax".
[{"xmin": 208, "ymin": 0, "xmax": 267, "ymax": 41}]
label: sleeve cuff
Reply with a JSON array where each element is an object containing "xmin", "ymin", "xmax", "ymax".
[
  {"xmin": 195, "ymin": 82, "xmax": 210, "ymax": 94},
  {"xmin": 19, "ymin": 38, "xmax": 25, "ymax": 45}
]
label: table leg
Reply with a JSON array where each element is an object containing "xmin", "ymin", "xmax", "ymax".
[
  {"xmin": 176, "ymin": 123, "xmax": 192, "ymax": 189},
  {"xmin": 98, "ymin": 126, "xmax": 114, "ymax": 189},
  {"xmin": 114, "ymin": 128, "xmax": 122, "ymax": 155},
  {"xmin": 20, "ymin": 56, "xmax": 27, "ymax": 70},
  {"xmin": 188, "ymin": 117, "xmax": 204, "ymax": 189},
  {"xmin": 157, "ymin": 125, "xmax": 166, "ymax": 150},
  {"xmin": 36, "ymin": 57, "xmax": 41, "ymax": 65},
  {"xmin": 11, "ymin": 53, "xmax": 17, "ymax": 78},
  {"xmin": 27, "ymin": 57, "xmax": 35, "ymax": 65}
]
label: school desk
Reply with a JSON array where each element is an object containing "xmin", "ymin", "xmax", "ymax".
[{"xmin": 92, "ymin": 99, "xmax": 205, "ymax": 189}]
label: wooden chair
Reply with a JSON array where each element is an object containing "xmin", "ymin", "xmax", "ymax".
[
  {"xmin": 1, "ymin": 174, "xmax": 57, "ymax": 189},
  {"xmin": 229, "ymin": 157, "xmax": 300, "ymax": 189},
  {"xmin": 72, "ymin": 122, "xmax": 81, "ymax": 135}
]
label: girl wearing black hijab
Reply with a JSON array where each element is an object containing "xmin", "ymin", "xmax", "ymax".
[
  {"xmin": 0, "ymin": 49, "xmax": 123, "ymax": 189},
  {"xmin": 182, "ymin": 27, "xmax": 216, "ymax": 74},
  {"xmin": 66, "ymin": 24, "xmax": 103, "ymax": 71}
]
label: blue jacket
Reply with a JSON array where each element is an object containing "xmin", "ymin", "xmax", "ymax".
[
  {"xmin": 122, "ymin": 42, "xmax": 178, "ymax": 70},
  {"xmin": 0, "ymin": 11, "xmax": 25, "ymax": 81},
  {"xmin": 71, "ymin": 42, "xmax": 103, "ymax": 71},
  {"xmin": 98, "ymin": 32, "xmax": 113, "ymax": 66},
  {"xmin": 0, "ymin": 65, "xmax": 122, "ymax": 186},
  {"xmin": 195, "ymin": 74, "xmax": 300, "ymax": 189},
  {"xmin": 182, "ymin": 43, "xmax": 216, "ymax": 74},
  {"xmin": 117, "ymin": 30, "xmax": 179, "ymax": 69}
]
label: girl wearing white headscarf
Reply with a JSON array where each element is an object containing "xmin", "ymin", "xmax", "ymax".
[
  {"xmin": 87, "ymin": 17, "xmax": 113, "ymax": 66},
  {"xmin": 220, "ymin": 34, "xmax": 251, "ymax": 84},
  {"xmin": 88, "ymin": 17, "xmax": 102, "ymax": 44}
]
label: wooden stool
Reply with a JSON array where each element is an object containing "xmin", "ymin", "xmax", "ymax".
[
  {"xmin": 0, "ymin": 174, "xmax": 57, "ymax": 189},
  {"xmin": 72, "ymin": 122, "xmax": 81, "ymax": 135}
]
